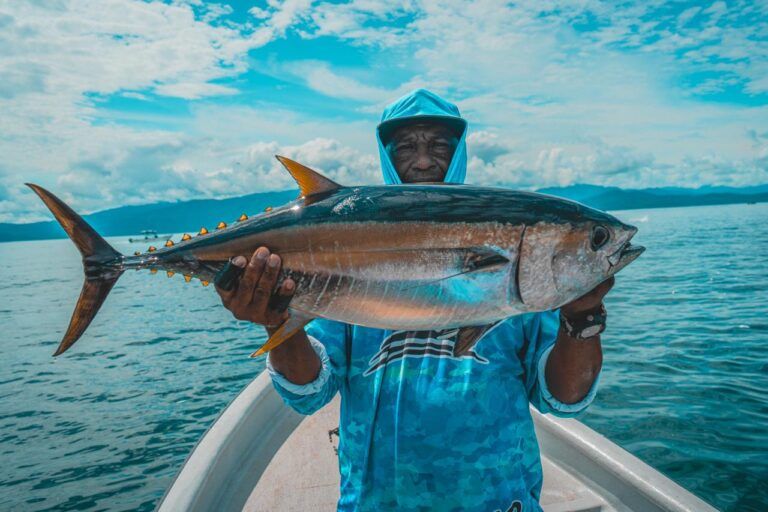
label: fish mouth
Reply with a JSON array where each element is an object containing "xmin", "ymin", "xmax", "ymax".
[{"xmin": 608, "ymin": 241, "xmax": 645, "ymax": 273}]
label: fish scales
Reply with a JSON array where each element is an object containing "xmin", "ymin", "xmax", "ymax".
[{"xmin": 115, "ymin": 189, "xmax": 623, "ymax": 330}]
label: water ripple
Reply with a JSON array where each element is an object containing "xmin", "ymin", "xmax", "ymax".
[{"xmin": 0, "ymin": 204, "xmax": 766, "ymax": 511}]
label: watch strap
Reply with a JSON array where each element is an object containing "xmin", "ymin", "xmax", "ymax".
[{"xmin": 560, "ymin": 303, "xmax": 607, "ymax": 340}]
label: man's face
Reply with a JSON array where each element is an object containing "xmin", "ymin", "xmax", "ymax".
[{"xmin": 386, "ymin": 122, "xmax": 458, "ymax": 183}]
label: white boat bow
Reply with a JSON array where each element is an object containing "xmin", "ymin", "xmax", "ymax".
[{"xmin": 157, "ymin": 371, "xmax": 717, "ymax": 512}]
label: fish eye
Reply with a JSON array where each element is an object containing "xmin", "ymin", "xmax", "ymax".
[{"xmin": 591, "ymin": 225, "xmax": 610, "ymax": 250}]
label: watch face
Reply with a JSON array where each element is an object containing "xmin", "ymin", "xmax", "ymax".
[{"xmin": 581, "ymin": 325, "xmax": 603, "ymax": 338}]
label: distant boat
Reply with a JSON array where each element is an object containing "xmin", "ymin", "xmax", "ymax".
[{"xmin": 128, "ymin": 230, "xmax": 171, "ymax": 243}]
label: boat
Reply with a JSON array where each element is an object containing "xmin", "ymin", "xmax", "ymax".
[
  {"xmin": 128, "ymin": 230, "xmax": 171, "ymax": 243},
  {"xmin": 158, "ymin": 371, "xmax": 718, "ymax": 512}
]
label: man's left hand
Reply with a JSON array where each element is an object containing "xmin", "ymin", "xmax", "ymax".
[
  {"xmin": 545, "ymin": 276, "xmax": 615, "ymax": 404},
  {"xmin": 560, "ymin": 276, "xmax": 615, "ymax": 318}
]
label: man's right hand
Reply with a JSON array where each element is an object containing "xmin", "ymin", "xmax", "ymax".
[
  {"xmin": 214, "ymin": 246, "xmax": 321, "ymax": 385},
  {"xmin": 214, "ymin": 246, "xmax": 295, "ymax": 329}
]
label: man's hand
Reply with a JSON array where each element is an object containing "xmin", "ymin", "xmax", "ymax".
[
  {"xmin": 560, "ymin": 276, "xmax": 614, "ymax": 318},
  {"xmin": 214, "ymin": 246, "xmax": 295, "ymax": 329},
  {"xmin": 545, "ymin": 276, "xmax": 615, "ymax": 405},
  {"xmin": 214, "ymin": 246, "xmax": 321, "ymax": 385}
]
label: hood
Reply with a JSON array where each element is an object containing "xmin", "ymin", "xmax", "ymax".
[{"xmin": 376, "ymin": 89, "xmax": 468, "ymax": 185}]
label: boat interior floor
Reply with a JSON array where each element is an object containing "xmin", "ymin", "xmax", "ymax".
[{"xmin": 244, "ymin": 397, "xmax": 612, "ymax": 512}]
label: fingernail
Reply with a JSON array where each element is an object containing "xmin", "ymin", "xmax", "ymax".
[
  {"xmin": 268, "ymin": 254, "xmax": 279, "ymax": 268},
  {"xmin": 284, "ymin": 279, "xmax": 294, "ymax": 291},
  {"xmin": 256, "ymin": 247, "xmax": 269, "ymax": 260},
  {"xmin": 232, "ymin": 256, "xmax": 247, "ymax": 268}
]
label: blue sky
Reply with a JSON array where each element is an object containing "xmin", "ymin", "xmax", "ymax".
[{"xmin": 1, "ymin": 0, "xmax": 766, "ymax": 222}]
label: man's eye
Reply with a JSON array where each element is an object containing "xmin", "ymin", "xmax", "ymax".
[{"xmin": 396, "ymin": 144, "xmax": 415, "ymax": 152}]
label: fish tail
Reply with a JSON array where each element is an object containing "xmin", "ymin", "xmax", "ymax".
[{"xmin": 26, "ymin": 184, "xmax": 124, "ymax": 356}]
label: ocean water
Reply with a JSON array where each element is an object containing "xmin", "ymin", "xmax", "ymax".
[{"xmin": 0, "ymin": 202, "xmax": 766, "ymax": 511}]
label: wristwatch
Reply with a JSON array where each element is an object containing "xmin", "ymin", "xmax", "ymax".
[{"xmin": 560, "ymin": 304, "xmax": 607, "ymax": 340}]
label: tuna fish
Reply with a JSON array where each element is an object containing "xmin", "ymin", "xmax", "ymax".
[{"xmin": 28, "ymin": 156, "xmax": 644, "ymax": 358}]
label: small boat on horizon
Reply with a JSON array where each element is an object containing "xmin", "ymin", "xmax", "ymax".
[{"xmin": 127, "ymin": 230, "xmax": 171, "ymax": 243}]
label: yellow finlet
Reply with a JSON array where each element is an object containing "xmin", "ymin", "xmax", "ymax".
[
  {"xmin": 181, "ymin": 233, "xmax": 192, "ymax": 241},
  {"xmin": 201, "ymin": 280, "xmax": 210, "ymax": 287},
  {"xmin": 165, "ymin": 240, "xmax": 174, "ymax": 247},
  {"xmin": 147, "ymin": 246, "xmax": 157, "ymax": 252},
  {"xmin": 250, "ymin": 313, "xmax": 313, "ymax": 357},
  {"xmin": 216, "ymin": 221, "xmax": 227, "ymax": 230},
  {"xmin": 150, "ymin": 268, "xmax": 158, "ymax": 274},
  {"xmin": 238, "ymin": 213, "xmax": 248, "ymax": 221},
  {"xmin": 275, "ymin": 155, "xmax": 342, "ymax": 200},
  {"xmin": 167, "ymin": 271, "xmax": 175, "ymax": 278},
  {"xmin": 198, "ymin": 227, "xmax": 209, "ymax": 235},
  {"xmin": 264, "ymin": 206, "xmax": 273, "ymax": 212},
  {"xmin": 184, "ymin": 275, "xmax": 192, "ymax": 283}
]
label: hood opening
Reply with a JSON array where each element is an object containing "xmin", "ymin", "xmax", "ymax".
[{"xmin": 376, "ymin": 89, "xmax": 468, "ymax": 185}]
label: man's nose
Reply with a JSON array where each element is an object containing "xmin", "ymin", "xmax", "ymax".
[{"xmin": 412, "ymin": 147, "xmax": 435, "ymax": 170}]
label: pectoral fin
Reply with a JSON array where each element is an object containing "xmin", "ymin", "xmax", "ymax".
[
  {"xmin": 250, "ymin": 310, "xmax": 314, "ymax": 358},
  {"xmin": 396, "ymin": 247, "xmax": 510, "ymax": 293},
  {"xmin": 452, "ymin": 321, "xmax": 503, "ymax": 357}
]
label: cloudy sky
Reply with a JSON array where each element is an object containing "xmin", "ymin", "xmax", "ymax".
[{"xmin": 1, "ymin": 0, "xmax": 767, "ymax": 223}]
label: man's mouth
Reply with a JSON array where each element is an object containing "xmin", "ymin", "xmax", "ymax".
[{"xmin": 404, "ymin": 168, "xmax": 445, "ymax": 183}]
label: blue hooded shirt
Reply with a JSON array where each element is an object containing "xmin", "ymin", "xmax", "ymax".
[{"xmin": 267, "ymin": 89, "xmax": 601, "ymax": 512}]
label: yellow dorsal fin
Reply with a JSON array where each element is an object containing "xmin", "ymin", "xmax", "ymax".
[
  {"xmin": 150, "ymin": 268, "xmax": 158, "ymax": 274},
  {"xmin": 238, "ymin": 213, "xmax": 248, "ymax": 221},
  {"xmin": 275, "ymin": 155, "xmax": 342, "ymax": 200},
  {"xmin": 147, "ymin": 246, "xmax": 157, "ymax": 252},
  {"xmin": 198, "ymin": 227, "xmax": 208, "ymax": 235},
  {"xmin": 184, "ymin": 274, "xmax": 192, "ymax": 282},
  {"xmin": 201, "ymin": 280, "xmax": 209, "ymax": 287},
  {"xmin": 181, "ymin": 233, "xmax": 192, "ymax": 241},
  {"xmin": 216, "ymin": 221, "xmax": 226, "ymax": 230},
  {"xmin": 264, "ymin": 206, "xmax": 273, "ymax": 212},
  {"xmin": 165, "ymin": 239, "xmax": 174, "ymax": 247}
]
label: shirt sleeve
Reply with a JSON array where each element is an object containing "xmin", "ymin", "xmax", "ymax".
[
  {"xmin": 521, "ymin": 310, "xmax": 602, "ymax": 418},
  {"xmin": 266, "ymin": 318, "xmax": 348, "ymax": 416}
]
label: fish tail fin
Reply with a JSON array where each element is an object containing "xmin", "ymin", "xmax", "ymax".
[{"xmin": 26, "ymin": 184, "xmax": 124, "ymax": 356}]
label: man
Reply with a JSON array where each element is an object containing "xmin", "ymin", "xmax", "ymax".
[{"xmin": 215, "ymin": 89, "xmax": 612, "ymax": 511}]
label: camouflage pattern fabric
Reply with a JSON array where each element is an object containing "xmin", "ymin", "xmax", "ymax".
[{"xmin": 268, "ymin": 312, "xmax": 601, "ymax": 512}]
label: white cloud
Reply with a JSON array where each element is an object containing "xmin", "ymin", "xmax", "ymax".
[
  {"xmin": 293, "ymin": 0, "xmax": 768, "ymax": 188},
  {"xmin": 280, "ymin": 61, "xmax": 394, "ymax": 102},
  {"xmin": 1, "ymin": 0, "xmax": 767, "ymax": 224},
  {"xmin": 2, "ymin": 128, "xmax": 382, "ymax": 223},
  {"xmin": 0, "ymin": 0, "xmax": 334, "ymax": 222}
]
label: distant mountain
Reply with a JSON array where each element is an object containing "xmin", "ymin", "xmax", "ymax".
[
  {"xmin": 641, "ymin": 184, "xmax": 768, "ymax": 196},
  {"xmin": 1, "ymin": 184, "xmax": 766, "ymax": 243},
  {"xmin": 0, "ymin": 190, "xmax": 298, "ymax": 243},
  {"xmin": 535, "ymin": 184, "xmax": 768, "ymax": 211},
  {"xmin": 536, "ymin": 184, "xmax": 623, "ymax": 202}
]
